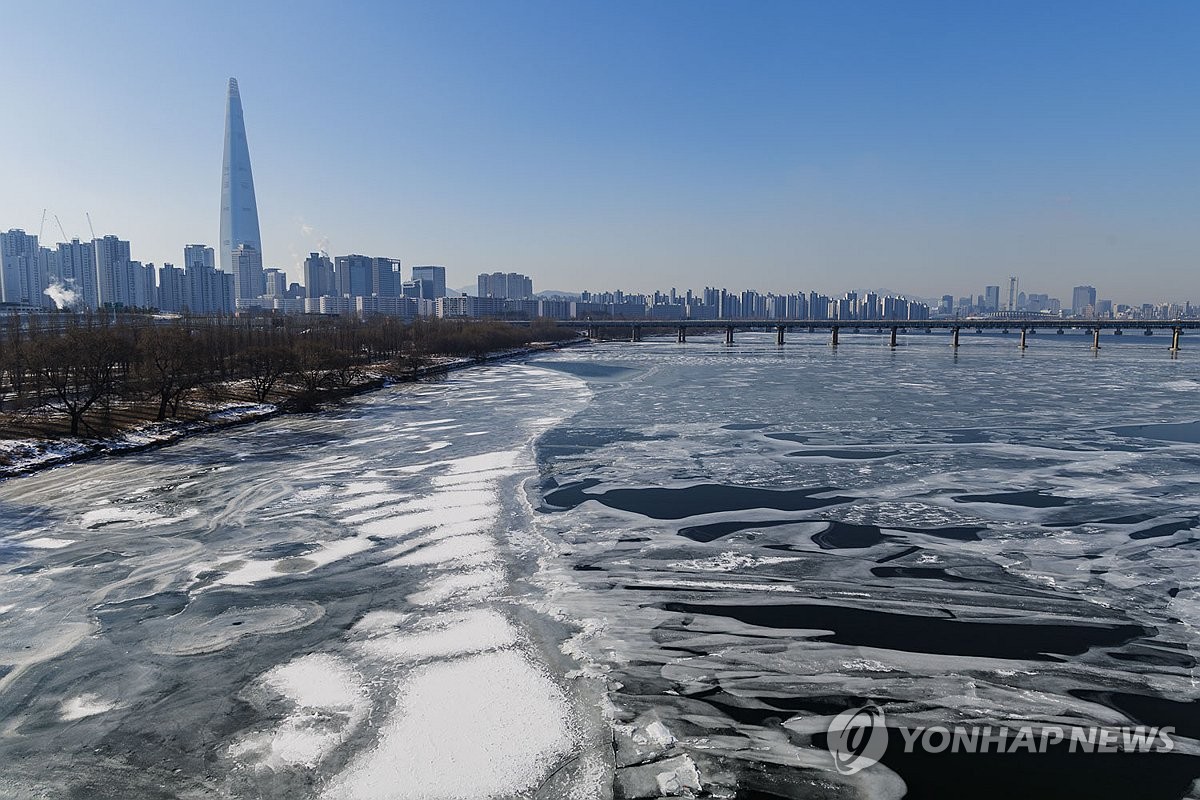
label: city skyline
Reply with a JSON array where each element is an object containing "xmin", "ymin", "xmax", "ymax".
[{"xmin": 1, "ymin": 2, "xmax": 1198, "ymax": 303}]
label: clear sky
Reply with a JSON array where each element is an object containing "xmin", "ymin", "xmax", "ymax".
[{"xmin": 1, "ymin": 0, "xmax": 1197, "ymax": 303}]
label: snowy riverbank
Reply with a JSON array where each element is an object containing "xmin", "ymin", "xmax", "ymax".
[{"xmin": 0, "ymin": 340, "xmax": 585, "ymax": 480}]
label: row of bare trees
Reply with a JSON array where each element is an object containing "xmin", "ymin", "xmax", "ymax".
[{"xmin": 0, "ymin": 314, "xmax": 577, "ymax": 436}]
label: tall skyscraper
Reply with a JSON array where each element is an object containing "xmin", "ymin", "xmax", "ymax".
[
  {"xmin": 334, "ymin": 255, "xmax": 373, "ymax": 298},
  {"xmin": 1072, "ymin": 285, "xmax": 1097, "ymax": 316},
  {"xmin": 411, "ymin": 265, "xmax": 446, "ymax": 299},
  {"xmin": 303, "ymin": 253, "xmax": 335, "ymax": 298},
  {"xmin": 371, "ymin": 258, "xmax": 401, "ymax": 297},
  {"xmin": 220, "ymin": 78, "xmax": 262, "ymax": 273},
  {"xmin": 984, "ymin": 285, "xmax": 1001, "ymax": 313}
]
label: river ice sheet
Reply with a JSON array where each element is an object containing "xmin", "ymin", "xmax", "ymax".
[
  {"xmin": 0, "ymin": 362, "xmax": 601, "ymax": 799},
  {"xmin": 530, "ymin": 331, "xmax": 1200, "ymax": 800}
]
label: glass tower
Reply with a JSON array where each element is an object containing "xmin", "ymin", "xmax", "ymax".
[{"xmin": 220, "ymin": 78, "xmax": 262, "ymax": 273}]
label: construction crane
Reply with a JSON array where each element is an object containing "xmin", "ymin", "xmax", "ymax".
[
  {"xmin": 86, "ymin": 212, "xmax": 96, "ymax": 241},
  {"xmin": 54, "ymin": 215, "xmax": 70, "ymax": 243},
  {"xmin": 38, "ymin": 209, "xmax": 47, "ymax": 240}
]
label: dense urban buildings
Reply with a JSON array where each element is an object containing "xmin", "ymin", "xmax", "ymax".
[{"xmin": 1, "ymin": 222, "xmax": 1196, "ymax": 322}]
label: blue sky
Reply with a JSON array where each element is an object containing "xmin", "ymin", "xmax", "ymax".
[{"xmin": 2, "ymin": 0, "xmax": 1197, "ymax": 302}]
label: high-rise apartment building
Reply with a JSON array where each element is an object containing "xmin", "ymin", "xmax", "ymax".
[
  {"xmin": 158, "ymin": 264, "xmax": 186, "ymax": 312},
  {"xmin": 231, "ymin": 244, "xmax": 264, "ymax": 301},
  {"xmin": 0, "ymin": 229, "xmax": 45, "ymax": 306},
  {"xmin": 263, "ymin": 268, "xmax": 287, "ymax": 298},
  {"xmin": 477, "ymin": 271, "xmax": 533, "ymax": 300},
  {"xmin": 94, "ymin": 235, "xmax": 132, "ymax": 308},
  {"xmin": 220, "ymin": 78, "xmax": 262, "ymax": 272},
  {"xmin": 184, "ymin": 244, "xmax": 215, "ymax": 273},
  {"xmin": 55, "ymin": 239, "xmax": 97, "ymax": 309},
  {"xmin": 180, "ymin": 245, "xmax": 233, "ymax": 315}
]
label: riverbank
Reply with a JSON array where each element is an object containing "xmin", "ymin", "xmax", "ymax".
[{"xmin": 0, "ymin": 339, "xmax": 586, "ymax": 480}]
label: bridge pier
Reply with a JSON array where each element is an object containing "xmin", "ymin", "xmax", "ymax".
[
  {"xmin": 951, "ymin": 327, "xmax": 960, "ymax": 348},
  {"xmin": 889, "ymin": 326, "xmax": 898, "ymax": 348},
  {"xmin": 776, "ymin": 326, "xmax": 785, "ymax": 346},
  {"xmin": 725, "ymin": 326, "xmax": 734, "ymax": 346},
  {"xmin": 1091, "ymin": 328, "xmax": 1101, "ymax": 351},
  {"xmin": 1019, "ymin": 328, "xmax": 1028, "ymax": 350},
  {"xmin": 631, "ymin": 325, "xmax": 641, "ymax": 343},
  {"xmin": 1171, "ymin": 327, "xmax": 1182, "ymax": 352},
  {"xmin": 677, "ymin": 326, "xmax": 686, "ymax": 344},
  {"xmin": 831, "ymin": 326, "xmax": 839, "ymax": 347}
]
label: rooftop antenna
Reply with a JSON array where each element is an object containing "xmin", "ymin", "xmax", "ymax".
[{"xmin": 86, "ymin": 212, "xmax": 96, "ymax": 241}]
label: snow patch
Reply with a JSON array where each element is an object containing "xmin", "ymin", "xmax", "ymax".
[
  {"xmin": 323, "ymin": 649, "xmax": 573, "ymax": 800},
  {"xmin": 406, "ymin": 568, "xmax": 504, "ymax": 606},
  {"xmin": 60, "ymin": 693, "xmax": 116, "ymax": 721},
  {"xmin": 230, "ymin": 653, "xmax": 369, "ymax": 769},
  {"xmin": 21, "ymin": 537, "xmax": 75, "ymax": 550},
  {"xmin": 357, "ymin": 609, "xmax": 519, "ymax": 662},
  {"xmin": 386, "ymin": 535, "xmax": 496, "ymax": 567}
]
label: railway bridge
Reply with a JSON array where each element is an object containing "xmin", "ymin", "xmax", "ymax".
[{"xmin": 578, "ymin": 318, "xmax": 1199, "ymax": 352}]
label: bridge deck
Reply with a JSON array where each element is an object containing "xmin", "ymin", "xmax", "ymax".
[{"xmin": 578, "ymin": 318, "xmax": 1199, "ymax": 331}]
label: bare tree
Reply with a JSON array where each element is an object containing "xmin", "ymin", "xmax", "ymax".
[
  {"xmin": 137, "ymin": 327, "xmax": 207, "ymax": 421},
  {"xmin": 234, "ymin": 344, "xmax": 294, "ymax": 403},
  {"xmin": 289, "ymin": 342, "xmax": 338, "ymax": 402},
  {"xmin": 25, "ymin": 327, "xmax": 125, "ymax": 436}
]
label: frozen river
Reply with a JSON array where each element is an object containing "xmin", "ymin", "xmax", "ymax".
[{"xmin": 1, "ymin": 331, "xmax": 1199, "ymax": 799}]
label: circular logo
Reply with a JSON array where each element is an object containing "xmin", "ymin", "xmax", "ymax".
[{"xmin": 827, "ymin": 705, "xmax": 888, "ymax": 775}]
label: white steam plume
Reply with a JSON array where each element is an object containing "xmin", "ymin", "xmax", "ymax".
[{"xmin": 44, "ymin": 277, "xmax": 81, "ymax": 310}]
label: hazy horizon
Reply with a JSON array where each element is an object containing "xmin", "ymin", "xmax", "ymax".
[{"xmin": 2, "ymin": 0, "xmax": 1197, "ymax": 305}]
